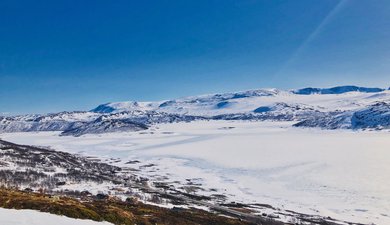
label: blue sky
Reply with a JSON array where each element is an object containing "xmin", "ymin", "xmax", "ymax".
[{"xmin": 0, "ymin": 0, "xmax": 389, "ymax": 114}]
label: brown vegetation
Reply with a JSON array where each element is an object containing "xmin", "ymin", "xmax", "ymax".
[{"xmin": 0, "ymin": 188, "xmax": 259, "ymax": 225}]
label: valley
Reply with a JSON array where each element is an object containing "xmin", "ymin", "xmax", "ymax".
[
  {"xmin": 1, "ymin": 86, "xmax": 390, "ymax": 224},
  {"xmin": 2, "ymin": 120, "xmax": 389, "ymax": 224}
]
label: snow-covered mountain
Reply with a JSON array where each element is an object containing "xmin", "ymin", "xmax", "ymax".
[
  {"xmin": 2, "ymin": 85, "xmax": 390, "ymax": 136},
  {"xmin": 293, "ymin": 86, "xmax": 385, "ymax": 95},
  {"xmin": 0, "ymin": 111, "xmax": 99, "ymax": 133}
]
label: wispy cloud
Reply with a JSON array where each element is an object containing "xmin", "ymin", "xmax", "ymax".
[{"xmin": 275, "ymin": 0, "xmax": 349, "ymax": 77}]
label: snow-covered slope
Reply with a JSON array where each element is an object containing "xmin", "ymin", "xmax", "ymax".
[
  {"xmin": 0, "ymin": 112, "xmax": 98, "ymax": 133},
  {"xmin": 0, "ymin": 208, "xmax": 113, "ymax": 225},
  {"xmin": 92, "ymin": 101, "xmax": 156, "ymax": 113},
  {"xmin": 89, "ymin": 85, "xmax": 390, "ymax": 130},
  {"xmin": 351, "ymin": 101, "xmax": 390, "ymax": 129},
  {"xmin": 61, "ymin": 117, "xmax": 149, "ymax": 137},
  {"xmin": 293, "ymin": 85, "xmax": 385, "ymax": 95},
  {"xmin": 2, "ymin": 85, "xmax": 390, "ymax": 135},
  {"xmin": 91, "ymin": 86, "xmax": 390, "ymax": 116}
]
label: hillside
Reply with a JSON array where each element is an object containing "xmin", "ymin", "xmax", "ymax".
[{"xmin": 1, "ymin": 86, "xmax": 390, "ymax": 136}]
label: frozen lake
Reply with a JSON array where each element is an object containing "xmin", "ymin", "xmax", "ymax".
[{"xmin": 2, "ymin": 120, "xmax": 390, "ymax": 224}]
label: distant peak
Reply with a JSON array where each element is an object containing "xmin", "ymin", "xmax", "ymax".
[
  {"xmin": 91, "ymin": 101, "xmax": 154, "ymax": 113},
  {"xmin": 293, "ymin": 85, "xmax": 385, "ymax": 95}
]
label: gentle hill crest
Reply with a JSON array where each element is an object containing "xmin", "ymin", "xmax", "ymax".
[{"xmin": 1, "ymin": 85, "xmax": 390, "ymax": 136}]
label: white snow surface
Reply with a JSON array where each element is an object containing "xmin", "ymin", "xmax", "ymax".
[
  {"xmin": 2, "ymin": 120, "xmax": 390, "ymax": 224},
  {"xmin": 94, "ymin": 90, "xmax": 390, "ymax": 116},
  {"xmin": 0, "ymin": 208, "xmax": 113, "ymax": 225}
]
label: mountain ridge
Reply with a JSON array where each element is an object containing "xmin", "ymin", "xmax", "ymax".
[{"xmin": 1, "ymin": 85, "xmax": 390, "ymax": 136}]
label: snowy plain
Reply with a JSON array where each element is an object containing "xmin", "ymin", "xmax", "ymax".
[
  {"xmin": 0, "ymin": 208, "xmax": 113, "ymax": 225},
  {"xmin": 2, "ymin": 120, "xmax": 390, "ymax": 224}
]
